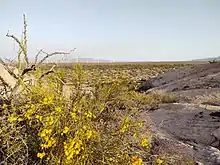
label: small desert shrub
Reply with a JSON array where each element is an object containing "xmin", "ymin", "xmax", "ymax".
[
  {"xmin": 127, "ymin": 90, "xmax": 178, "ymax": 109},
  {"xmin": 149, "ymin": 90, "xmax": 178, "ymax": 104},
  {"xmin": 0, "ymin": 64, "xmax": 152, "ymax": 165},
  {"xmin": 194, "ymin": 92, "xmax": 220, "ymax": 104}
]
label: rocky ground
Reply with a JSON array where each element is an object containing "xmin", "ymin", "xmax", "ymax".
[{"xmin": 138, "ymin": 62, "xmax": 220, "ymax": 165}]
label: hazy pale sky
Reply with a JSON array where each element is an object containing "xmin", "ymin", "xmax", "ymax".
[{"xmin": 0, "ymin": 0, "xmax": 220, "ymax": 61}]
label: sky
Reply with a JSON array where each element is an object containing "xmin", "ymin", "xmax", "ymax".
[{"xmin": 0, "ymin": 0, "xmax": 220, "ymax": 62}]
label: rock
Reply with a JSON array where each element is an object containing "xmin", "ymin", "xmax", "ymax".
[
  {"xmin": 148, "ymin": 103, "xmax": 220, "ymax": 165},
  {"xmin": 211, "ymin": 128, "xmax": 220, "ymax": 147},
  {"xmin": 136, "ymin": 79, "xmax": 154, "ymax": 92},
  {"xmin": 139, "ymin": 63, "xmax": 220, "ymax": 164},
  {"xmin": 0, "ymin": 63, "xmax": 17, "ymax": 88},
  {"xmin": 137, "ymin": 63, "xmax": 220, "ymax": 94}
]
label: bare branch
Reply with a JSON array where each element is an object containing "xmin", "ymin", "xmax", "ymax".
[
  {"xmin": 6, "ymin": 32, "xmax": 26, "ymax": 60},
  {"xmin": 36, "ymin": 49, "xmax": 75, "ymax": 66},
  {"xmin": 21, "ymin": 65, "xmax": 36, "ymax": 76},
  {"xmin": 34, "ymin": 49, "xmax": 43, "ymax": 65},
  {"xmin": 6, "ymin": 14, "xmax": 29, "ymax": 69},
  {"xmin": 39, "ymin": 64, "xmax": 57, "ymax": 79},
  {"xmin": 4, "ymin": 57, "xmax": 16, "ymax": 66},
  {"xmin": 55, "ymin": 76, "xmax": 66, "ymax": 85},
  {"xmin": 20, "ymin": 48, "xmax": 74, "ymax": 77},
  {"xmin": 2, "ymin": 14, "xmax": 77, "ymax": 101}
]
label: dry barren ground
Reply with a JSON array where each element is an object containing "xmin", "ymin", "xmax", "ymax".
[{"xmin": 138, "ymin": 62, "xmax": 220, "ymax": 165}]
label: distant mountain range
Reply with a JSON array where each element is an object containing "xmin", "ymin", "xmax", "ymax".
[
  {"xmin": 193, "ymin": 56, "xmax": 220, "ymax": 61},
  {"xmin": 68, "ymin": 58, "xmax": 113, "ymax": 63},
  {"xmin": 32, "ymin": 58, "xmax": 114, "ymax": 63}
]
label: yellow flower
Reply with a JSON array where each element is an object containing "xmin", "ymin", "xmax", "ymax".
[
  {"xmin": 125, "ymin": 154, "xmax": 130, "ymax": 158},
  {"xmin": 131, "ymin": 156, "xmax": 143, "ymax": 165},
  {"xmin": 25, "ymin": 114, "xmax": 31, "ymax": 120},
  {"xmin": 141, "ymin": 138, "xmax": 148, "ymax": 146},
  {"xmin": 120, "ymin": 124, "xmax": 128, "ymax": 133},
  {"xmin": 25, "ymin": 109, "xmax": 34, "ymax": 120},
  {"xmin": 46, "ymin": 129, "xmax": 52, "ymax": 134},
  {"xmin": 42, "ymin": 97, "xmax": 53, "ymax": 105},
  {"xmin": 62, "ymin": 126, "xmax": 69, "ymax": 134},
  {"xmin": 55, "ymin": 107, "xmax": 62, "ymax": 113},
  {"xmin": 109, "ymin": 157, "xmax": 113, "ymax": 161},
  {"xmin": 48, "ymin": 137, "xmax": 56, "ymax": 145},
  {"xmin": 64, "ymin": 138, "xmax": 83, "ymax": 160},
  {"xmin": 44, "ymin": 136, "xmax": 49, "ymax": 142},
  {"xmin": 37, "ymin": 152, "xmax": 46, "ymax": 159},
  {"xmin": 74, "ymin": 140, "xmax": 82, "ymax": 149},
  {"xmin": 39, "ymin": 129, "xmax": 52, "ymax": 138},
  {"xmin": 40, "ymin": 132, "xmax": 46, "ymax": 138},
  {"xmin": 84, "ymin": 111, "xmax": 96, "ymax": 118},
  {"xmin": 72, "ymin": 105, "xmax": 77, "ymax": 112},
  {"xmin": 25, "ymin": 104, "xmax": 30, "ymax": 108},
  {"xmin": 41, "ymin": 137, "xmax": 56, "ymax": 149},
  {"xmin": 70, "ymin": 112, "xmax": 77, "ymax": 120},
  {"xmin": 85, "ymin": 130, "xmax": 93, "ymax": 139},
  {"xmin": 119, "ymin": 117, "xmax": 130, "ymax": 133},
  {"xmin": 86, "ymin": 111, "xmax": 93, "ymax": 118},
  {"xmin": 8, "ymin": 115, "xmax": 17, "ymax": 122},
  {"xmin": 141, "ymin": 138, "xmax": 150, "ymax": 150},
  {"xmin": 124, "ymin": 117, "xmax": 129, "ymax": 123},
  {"xmin": 138, "ymin": 122, "xmax": 143, "ymax": 127},
  {"xmin": 35, "ymin": 115, "xmax": 43, "ymax": 121},
  {"xmin": 45, "ymin": 116, "xmax": 54, "ymax": 125},
  {"xmin": 2, "ymin": 104, "xmax": 7, "ymax": 109},
  {"xmin": 18, "ymin": 118, "xmax": 24, "ymax": 122},
  {"xmin": 41, "ymin": 143, "xmax": 46, "ymax": 149},
  {"xmin": 156, "ymin": 158, "xmax": 164, "ymax": 165},
  {"xmin": 74, "ymin": 150, "xmax": 80, "ymax": 155}
]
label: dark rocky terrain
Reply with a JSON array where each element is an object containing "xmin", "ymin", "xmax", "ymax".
[{"xmin": 138, "ymin": 63, "xmax": 220, "ymax": 165}]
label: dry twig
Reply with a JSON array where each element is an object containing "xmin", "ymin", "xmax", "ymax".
[{"xmin": 39, "ymin": 64, "xmax": 57, "ymax": 79}]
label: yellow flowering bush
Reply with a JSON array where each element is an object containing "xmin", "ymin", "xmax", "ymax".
[{"xmin": 0, "ymin": 64, "xmax": 152, "ymax": 165}]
